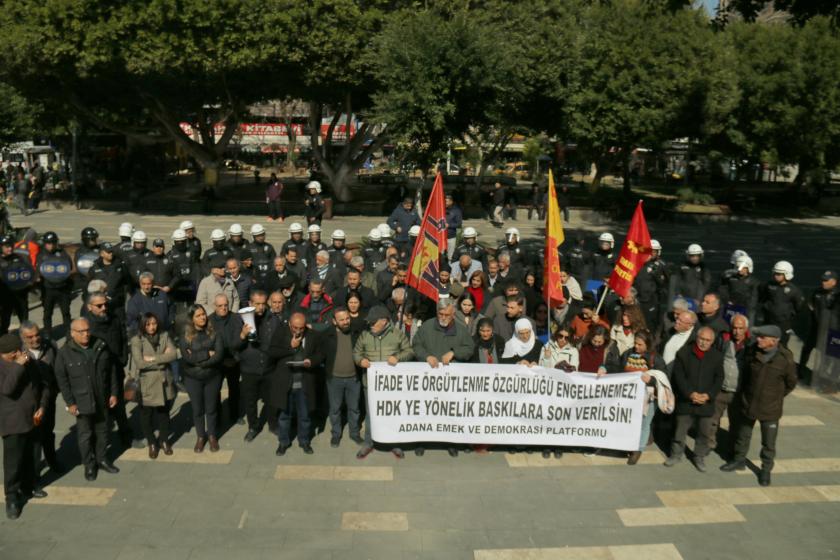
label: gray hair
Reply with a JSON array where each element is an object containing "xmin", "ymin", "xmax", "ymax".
[
  {"xmin": 87, "ymin": 279, "xmax": 108, "ymax": 294},
  {"xmin": 437, "ymin": 298, "xmax": 454, "ymax": 311},
  {"xmin": 672, "ymin": 297, "xmax": 689, "ymax": 312},
  {"xmin": 19, "ymin": 320, "xmax": 39, "ymax": 335},
  {"xmin": 87, "ymin": 291, "xmax": 108, "ymax": 304},
  {"xmin": 498, "ymin": 252, "xmax": 511, "ymax": 264},
  {"xmin": 273, "ymin": 256, "xmax": 285, "ymax": 265},
  {"xmin": 391, "ymin": 287, "xmax": 406, "ymax": 301},
  {"xmin": 139, "ymin": 271, "xmax": 154, "ymax": 282},
  {"xmin": 730, "ymin": 313, "xmax": 749, "ymax": 328},
  {"xmin": 316, "ymin": 250, "xmax": 330, "ymax": 261},
  {"xmin": 213, "ymin": 293, "xmax": 230, "ymax": 304},
  {"xmin": 350, "ymin": 255, "xmax": 364, "ymax": 268}
]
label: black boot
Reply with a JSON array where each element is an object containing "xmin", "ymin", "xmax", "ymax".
[{"xmin": 759, "ymin": 466, "xmax": 772, "ymax": 487}]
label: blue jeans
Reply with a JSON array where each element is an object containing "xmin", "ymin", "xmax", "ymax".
[
  {"xmin": 327, "ymin": 376, "xmax": 361, "ymax": 439},
  {"xmin": 277, "ymin": 389, "xmax": 311, "ymax": 447},
  {"xmin": 639, "ymin": 404, "xmax": 655, "ymax": 452}
]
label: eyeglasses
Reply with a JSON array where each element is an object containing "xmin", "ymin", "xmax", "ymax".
[{"xmin": 556, "ymin": 334, "xmax": 569, "ymax": 340}]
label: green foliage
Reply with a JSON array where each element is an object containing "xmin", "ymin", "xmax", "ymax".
[
  {"xmin": 676, "ymin": 187, "xmax": 715, "ymax": 205},
  {"xmin": 0, "ymin": 82, "xmax": 43, "ymax": 147}
]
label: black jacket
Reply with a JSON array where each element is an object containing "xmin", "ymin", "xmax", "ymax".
[
  {"xmin": 671, "ymin": 261, "xmax": 712, "ymax": 303},
  {"xmin": 248, "ymin": 240, "xmax": 277, "ymax": 282},
  {"xmin": 0, "ymin": 359, "xmax": 48, "ymax": 436},
  {"xmin": 86, "ymin": 310, "xmax": 128, "ymax": 366},
  {"xmin": 235, "ymin": 312, "xmax": 281, "ymax": 375},
  {"xmin": 671, "ymin": 344, "xmax": 724, "ymax": 416},
  {"xmin": 759, "ymin": 280, "xmax": 805, "ymax": 332},
  {"xmin": 179, "ymin": 330, "xmax": 224, "ymax": 381},
  {"xmin": 739, "ymin": 346, "xmax": 797, "ymax": 421},
  {"xmin": 54, "ymin": 339, "xmax": 117, "ymax": 415},
  {"xmin": 266, "ymin": 326, "xmax": 324, "ymax": 411},
  {"xmin": 88, "ymin": 258, "xmax": 131, "ymax": 307}
]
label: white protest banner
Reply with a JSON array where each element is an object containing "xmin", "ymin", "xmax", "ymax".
[{"xmin": 367, "ymin": 362, "xmax": 647, "ymax": 451}]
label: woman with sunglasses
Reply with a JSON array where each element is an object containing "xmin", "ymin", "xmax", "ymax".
[
  {"xmin": 179, "ymin": 305, "xmax": 224, "ymax": 453},
  {"xmin": 539, "ymin": 324, "xmax": 579, "ymax": 371}
]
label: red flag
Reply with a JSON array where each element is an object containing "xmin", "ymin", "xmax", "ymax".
[
  {"xmin": 543, "ymin": 170, "xmax": 565, "ymax": 306},
  {"xmin": 607, "ymin": 201, "xmax": 652, "ymax": 298},
  {"xmin": 407, "ymin": 173, "xmax": 447, "ymax": 302}
]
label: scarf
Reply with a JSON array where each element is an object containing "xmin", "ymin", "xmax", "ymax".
[
  {"xmin": 144, "ymin": 332, "xmax": 161, "ymax": 351},
  {"xmin": 467, "ymin": 286, "xmax": 485, "ymax": 311},
  {"xmin": 693, "ymin": 345, "xmax": 706, "ymax": 360},
  {"xmin": 502, "ymin": 318, "xmax": 536, "ymax": 358}
]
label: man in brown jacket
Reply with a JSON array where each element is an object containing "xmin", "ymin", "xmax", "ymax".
[
  {"xmin": 1, "ymin": 334, "xmax": 49, "ymax": 519},
  {"xmin": 721, "ymin": 325, "xmax": 797, "ymax": 486}
]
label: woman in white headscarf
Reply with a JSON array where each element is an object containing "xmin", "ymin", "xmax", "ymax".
[{"xmin": 501, "ymin": 318, "xmax": 543, "ymax": 365}]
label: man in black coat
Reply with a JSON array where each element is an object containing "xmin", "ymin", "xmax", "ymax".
[
  {"xmin": 665, "ymin": 326, "xmax": 724, "ymax": 472},
  {"xmin": 332, "ymin": 268, "xmax": 376, "ymax": 312},
  {"xmin": 1, "ymin": 334, "xmax": 49, "ymax": 519},
  {"xmin": 87, "ymin": 242, "xmax": 131, "ymax": 320},
  {"xmin": 54, "ymin": 318, "xmax": 120, "ymax": 481},
  {"xmin": 209, "ymin": 293, "xmax": 245, "ymax": 425},
  {"xmin": 267, "ymin": 312, "xmax": 324, "ymax": 456},
  {"xmin": 235, "ymin": 290, "xmax": 281, "ymax": 441},
  {"xmin": 20, "ymin": 321, "xmax": 61, "ymax": 472}
]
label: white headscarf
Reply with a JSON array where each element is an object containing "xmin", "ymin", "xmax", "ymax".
[{"xmin": 502, "ymin": 318, "xmax": 536, "ymax": 358}]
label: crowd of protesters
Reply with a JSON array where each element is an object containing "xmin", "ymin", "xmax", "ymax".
[{"xmin": 0, "ymin": 180, "xmax": 835, "ymax": 519}]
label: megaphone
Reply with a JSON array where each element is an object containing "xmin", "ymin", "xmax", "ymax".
[{"xmin": 238, "ymin": 306, "xmax": 257, "ymax": 341}]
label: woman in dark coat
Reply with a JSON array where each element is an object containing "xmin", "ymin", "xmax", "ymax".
[
  {"xmin": 179, "ymin": 305, "xmax": 224, "ymax": 453},
  {"xmin": 471, "ymin": 318, "xmax": 506, "ymax": 364}
]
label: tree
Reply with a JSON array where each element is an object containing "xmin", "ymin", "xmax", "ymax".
[
  {"xmin": 563, "ymin": 1, "xmax": 715, "ymax": 192},
  {"xmin": 724, "ymin": 18, "xmax": 840, "ymax": 189},
  {"xmin": 0, "ymin": 82, "xmax": 44, "ymax": 147},
  {"xmin": 0, "ymin": 0, "xmax": 299, "ymax": 187}
]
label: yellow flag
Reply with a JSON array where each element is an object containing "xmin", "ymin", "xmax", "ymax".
[{"xmin": 543, "ymin": 170, "xmax": 565, "ymax": 305}]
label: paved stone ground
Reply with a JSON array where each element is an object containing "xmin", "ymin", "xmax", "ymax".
[{"xmin": 1, "ymin": 206, "xmax": 839, "ymax": 559}]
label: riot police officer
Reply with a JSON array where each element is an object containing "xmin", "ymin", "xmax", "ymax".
[
  {"xmin": 0, "ymin": 235, "xmax": 33, "ymax": 334},
  {"xmin": 76, "ymin": 227, "xmax": 101, "ymax": 278},
  {"xmin": 200, "ymin": 229, "xmax": 233, "ymax": 276},
  {"xmin": 304, "ymin": 181, "xmax": 325, "ymax": 226},
  {"xmin": 87, "ymin": 242, "xmax": 131, "ymax": 320},
  {"xmin": 147, "ymin": 238, "xmax": 176, "ymax": 293},
  {"xmin": 179, "ymin": 220, "xmax": 202, "ymax": 255},
  {"xmin": 326, "ymin": 229, "xmax": 348, "ymax": 271},
  {"xmin": 168, "ymin": 228, "xmax": 200, "ymax": 311},
  {"xmin": 633, "ymin": 239, "xmax": 668, "ymax": 333},
  {"xmin": 759, "ymin": 261, "xmax": 805, "ymax": 345},
  {"xmin": 36, "ymin": 232, "xmax": 75, "ymax": 335},
  {"xmin": 248, "ymin": 224, "xmax": 276, "ymax": 286},
  {"xmin": 115, "ymin": 222, "xmax": 134, "ymax": 260},
  {"xmin": 720, "ymin": 255, "xmax": 760, "ymax": 325},
  {"xmin": 800, "ymin": 270, "xmax": 839, "ymax": 382},
  {"xmin": 590, "ymin": 232, "xmax": 615, "ymax": 282},
  {"xmin": 670, "ymin": 243, "xmax": 712, "ymax": 305},
  {"xmin": 377, "ymin": 224, "xmax": 396, "ymax": 251},
  {"xmin": 281, "ymin": 222, "xmax": 306, "ymax": 257},
  {"xmin": 363, "ymin": 228, "xmax": 387, "ymax": 271},
  {"xmin": 124, "ymin": 230, "xmax": 154, "ymax": 289},
  {"xmin": 227, "ymin": 223, "xmax": 249, "ymax": 261},
  {"xmin": 451, "ymin": 227, "xmax": 487, "ymax": 268},
  {"xmin": 303, "ymin": 224, "xmax": 328, "ymax": 269},
  {"xmin": 496, "ymin": 227, "xmax": 524, "ymax": 269},
  {"xmin": 561, "ymin": 235, "xmax": 592, "ymax": 289}
]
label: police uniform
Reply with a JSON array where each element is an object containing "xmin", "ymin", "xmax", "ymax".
[
  {"xmin": 88, "ymin": 256, "xmax": 131, "ymax": 318},
  {"xmin": 36, "ymin": 248, "xmax": 75, "ymax": 333},
  {"xmin": 168, "ymin": 243, "xmax": 200, "ymax": 306},
  {"xmin": 451, "ymin": 242, "xmax": 488, "ymax": 269},
  {"xmin": 634, "ymin": 257, "xmax": 669, "ymax": 332},
  {"xmin": 363, "ymin": 243, "xmax": 387, "ymax": 272},
  {"xmin": 200, "ymin": 243, "xmax": 233, "ymax": 277},
  {"xmin": 304, "ymin": 194, "xmax": 325, "ymax": 226},
  {"xmin": 280, "ymin": 238, "xmax": 306, "ymax": 259},
  {"xmin": 590, "ymin": 248, "xmax": 615, "ymax": 282},
  {"xmin": 326, "ymin": 244, "xmax": 348, "ymax": 271},
  {"xmin": 248, "ymin": 240, "xmax": 277, "ymax": 286},
  {"xmin": 562, "ymin": 245, "xmax": 593, "ymax": 288},
  {"xmin": 147, "ymin": 252, "xmax": 176, "ymax": 291},
  {"xmin": 671, "ymin": 260, "xmax": 712, "ymax": 304},
  {"xmin": 0, "ymin": 251, "xmax": 33, "ymax": 334},
  {"xmin": 759, "ymin": 280, "xmax": 805, "ymax": 341},
  {"xmin": 124, "ymin": 247, "xmax": 154, "ymax": 288},
  {"xmin": 186, "ymin": 236, "xmax": 202, "ymax": 257},
  {"xmin": 302, "ymin": 240, "xmax": 328, "ymax": 269},
  {"xmin": 719, "ymin": 271, "xmax": 761, "ymax": 324},
  {"xmin": 496, "ymin": 242, "xmax": 524, "ymax": 269},
  {"xmin": 227, "ymin": 240, "xmax": 249, "ymax": 262}
]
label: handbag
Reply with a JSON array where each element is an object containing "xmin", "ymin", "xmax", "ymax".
[{"xmin": 124, "ymin": 377, "xmax": 140, "ymax": 403}]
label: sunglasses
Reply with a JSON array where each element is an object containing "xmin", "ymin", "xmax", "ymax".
[{"xmin": 557, "ymin": 333, "xmax": 570, "ymax": 340}]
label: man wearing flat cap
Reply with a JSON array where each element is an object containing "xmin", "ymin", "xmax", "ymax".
[
  {"xmin": 721, "ymin": 324, "xmax": 797, "ymax": 486},
  {"xmin": 1, "ymin": 333, "xmax": 49, "ymax": 519},
  {"xmin": 353, "ymin": 305, "xmax": 414, "ymax": 459},
  {"xmin": 195, "ymin": 255, "xmax": 240, "ymax": 315}
]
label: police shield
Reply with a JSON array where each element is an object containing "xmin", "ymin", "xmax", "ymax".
[
  {"xmin": 75, "ymin": 249, "xmax": 99, "ymax": 276},
  {"xmin": 1, "ymin": 260, "xmax": 35, "ymax": 291},
  {"xmin": 38, "ymin": 254, "xmax": 72, "ymax": 283}
]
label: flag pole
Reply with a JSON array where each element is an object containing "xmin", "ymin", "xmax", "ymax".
[{"xmin": 593, "ymin": 283, "xmax": 609, "ymax": 318}]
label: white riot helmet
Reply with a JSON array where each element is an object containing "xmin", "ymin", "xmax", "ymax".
[
  {"xmin": 463, "ymin": 227, "xmax": 478, "ymax": 239},
  {"xmin": 308, "ymin": 224, "xmax": 321, "ymax": 235},
  {"xmin": 736, "ymin": 256, "xmax": 754, "ymax": 274},
  {"xmin": 598, "ymin": 232, "xmax": 614, "ymax": 248},
  {"xmin": 377, "ymin": 223, "xmax": 392, "ymax": 239},
  {"xmin": 250, "ymin": 224, "xmax": 266, "ymax": 237},
  {"xmin": 179, "ymin": 220, "xmax": 194, "ymax": 231},
  {"xmin": 172, "ymin": 229, "xmax": 187, "ymax": 242},
  {"xmin": 331, "ymin": 229, "xmax": 346, "ymax": 241},
  {"xmin": 368, "ymin": 228, "xmax": 382, "ymax": 242},
  {"xmin": 228, "ymin": 223, "xmax": 244, "ymax": 237},
  {"xmin": 773, "ymin": 260, "xmax": 794, "ymax": 281},
  {"xmin": 131, "ymin": 230, "xmax": 147, "ymax": 243},
  {"xmin": 288, "ymin": 222, "xmax": 304, "ymax": 236},
  {"xmin": 505, "ymin": 227, "xmax": 520, "ymax": 242},
  {"xmin": 306, "ymin": 180, "xmax": 322, "ymax": 194},
  {"xmin": 651, "ymin": 239, "xmax": 662, "ymax": 252},
  {"xmin": 686, "ymin": 243, "xmax": 704, "ymax": 256},
  {"xmin": 408, "ymin": 225, "xmax": 421, "ymax": 237},
  {"xmin": 118, "ymin": 222, "xmax": 134, "ymax": 238},
  {"xmin": 210, "ymin": 229, "xmax": 226, "ymax": 242},
  {"xmin": 730, "ymin": 249, "xmax": 748, "ymax": 265}
]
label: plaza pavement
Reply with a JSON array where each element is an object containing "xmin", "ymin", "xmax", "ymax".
[{"xmin": 1, "ymin": 206, "xmax": 839, "ymax": 559}]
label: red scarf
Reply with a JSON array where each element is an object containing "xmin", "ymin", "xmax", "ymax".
[
  {"xmin": 467, "ymin": 286, "xmax": 485, "ymax": 311},
  {"xmin": 692, "ymin": 344, "xmax": 706, "ymax": 360}
]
